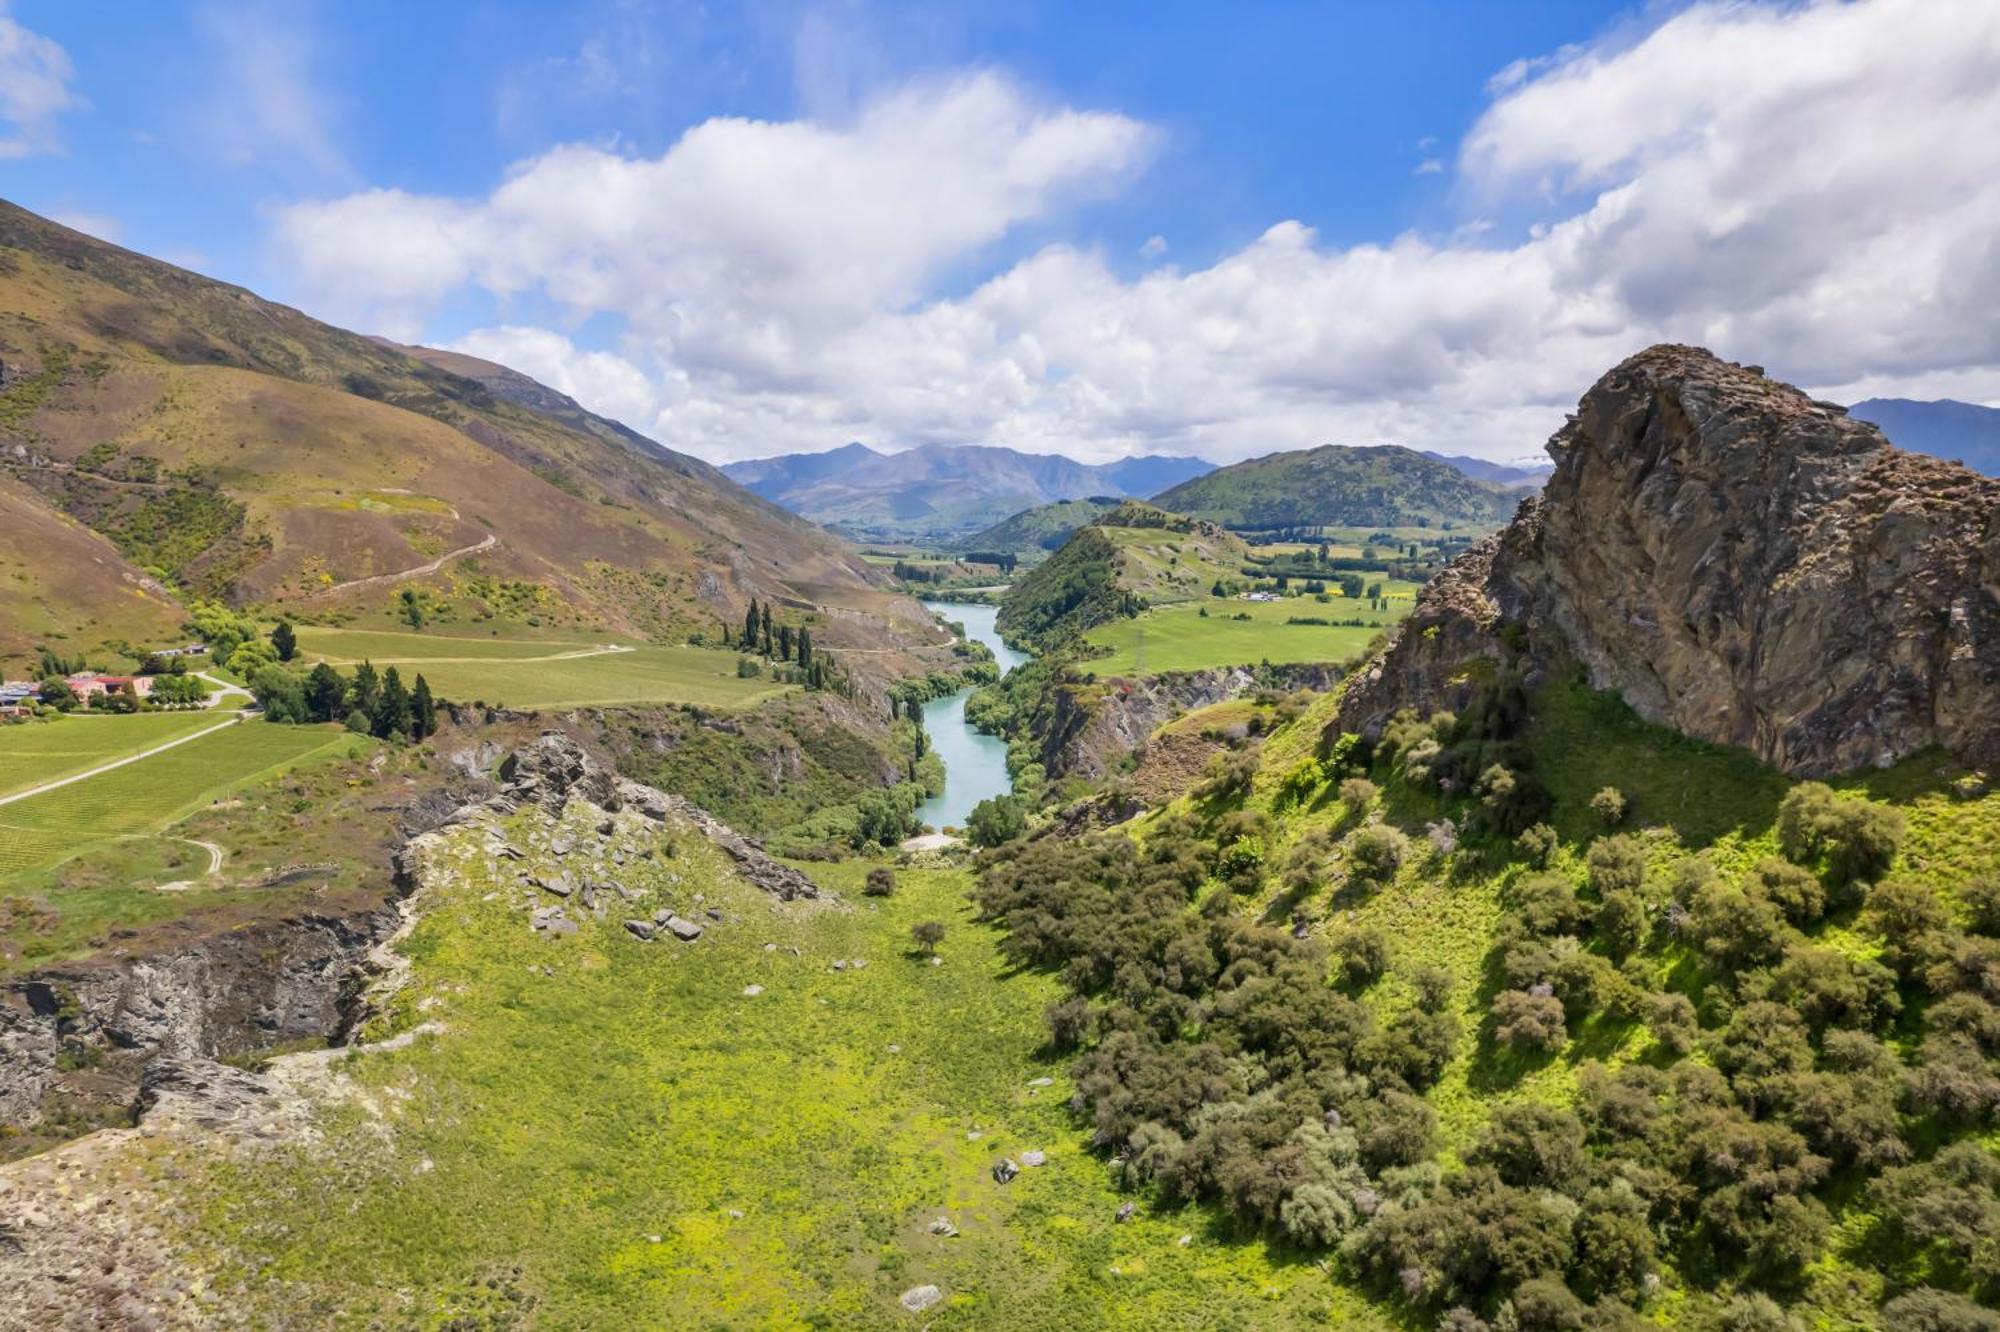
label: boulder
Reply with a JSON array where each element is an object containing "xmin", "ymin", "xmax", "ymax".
[
  {"xmin": 498, "ymin": 732, "xmax": 620, "ymax": 814},
  {"xmin": 623, "ymin": 919, "xmax": 656, "ymax": 942},
  {"xmin": 1019, "ymin": 1150, "xmax": 1046, "ymax": 1167},
  {"xmin": 991, "ymin": 1159, "xmax": 1019, "ymax": 1184},
  {"xmin": 1336, "ymin": 345, "xmax": 2000, "ymax": 776},
  {"xmin": 1115, "ymin": 1201, "xmax": 1136, "ymax": 1223},
  {"xmin": 899, "ymin": 1285, "xmax": 944, "ymax": 1313},
  {"xmin": 661, "ymin": 916, "xmax": 703, "ymax": 942}
]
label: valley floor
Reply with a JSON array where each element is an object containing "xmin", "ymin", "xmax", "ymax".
[{"xmin": 0, "ymin": 804, "xmax": 1384, "ymax": 1330}]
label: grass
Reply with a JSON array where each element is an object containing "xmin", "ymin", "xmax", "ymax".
[
  {"xmin": 0, "ymin": 720, "xmax": 358, "ymax": 878},
  {"xmin": 0, "ymin": 711, "xmax": 233, "ymax": 798},
  {"xmin": 1083, "ymin": 595, "xmax": 1408, "ymax": 676},
  {"xmin": 295, "ymin": 627, "xmax": 794, "ymax": 710},
  {"xmin": 160, "ymin": 815, "xmax": 1380, "ymax": 1329}
]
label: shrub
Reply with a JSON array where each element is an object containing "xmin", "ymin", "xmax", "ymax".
[
  {"xmin": 863, "ymin": 867, "xmax": 896, "ymax": 897},
  {"xmin": 1347, "ymin": 824, "xmax": 1408, "ymax": 884},
  {"xmin": 1331, "ymin": 928, "xmax": 1390, "ymax": 989},
  {"xmin": 1779, "ymin": 781, "xmax": 1905, "ymax": 885},
  {"xmin": 1648, "ymin": 991, "xmax": 1698, "ymax": 1055},
  {"xmin": 911, "ymin": 920, "xmax": 946, "ymax": 956},
  {"xmin": 1754, "ymin": 857, "xmax": 1825, "ymax": 925},
  {"xmin": 965, "ymin": 794, "xmax": 1028, "ymax": 847},
  {"xmin": 1511, "ymin": 871, "xmax": 1587, "ymax": 937},
  {"xmin": 1596, "ymin": 891, "xmax": 1648, "ymax": 960},
  {"xmin": 1493, "ymin": 989, "xmax": 1568, "ymax": 1050},
  {"xmin": 1338, "ymin": 776, "xmax": 1379, "ymax": 810},
  {"xmin": 1586, "ymin": 835, "xmax": 1647, "ymax": 896},
  {"xmin": 1469, "ymin": 1103, "xmax": 1587, "ymax": 1190},
  {"xmin": 1880, "ymin": 1289, "xmax": 2000, "ymax": 1332},
  {"xmin": 1589, "ymin": 787, "xmax": 1627, "ymax": 825},
  {"xmin": 1963, "ymin": 874, "xmax": 2000, "ymax": 937},
  {"xmin": 1515, "ymin": 822, "xmax": 1558, "ymax": 867}
]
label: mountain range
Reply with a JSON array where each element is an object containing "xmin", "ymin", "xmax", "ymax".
[
  {"xmin": 721, "ymin": 443, "xmax": 1214, "ymax": 540},
  {"xmin": 0, "ymin": 200, "xmax": 932, "ymax": 665},
  {"xmin": 1849, "ymin": 397, "xmax": 2000, "ymax": 476}
]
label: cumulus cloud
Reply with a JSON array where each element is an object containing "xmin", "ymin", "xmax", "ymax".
[
  {"xmin": 448, "ymin": 326, "xmax": 665, "ymax": 430},
  {"xmin": 0, "ymin": 6, "xmax": 81, "ymax": 158},
  {"xmin": 273, "ymin": 0, "xmax": 2000, "ymax": 462}
]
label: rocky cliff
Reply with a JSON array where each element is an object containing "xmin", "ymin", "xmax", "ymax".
[{"xmin": 1338, "ymin": 345, "xmax": 2000, "ymax": 775}]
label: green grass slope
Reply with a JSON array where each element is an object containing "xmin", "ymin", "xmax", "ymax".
[
  {"xmin": 148, "ymin": 811, "xmax": 1381, "ymax": 1328},
  {"xmin": 1152, "ymin": 442, "xmax": 1524, "ymax": 531},
  {"xmin": 967, "ymin": 672, "xmax": 2000, "ymax": 1328},
  {"xmin": 955, "ymin": 496, "xmax": 1124, "ymax": 557}
]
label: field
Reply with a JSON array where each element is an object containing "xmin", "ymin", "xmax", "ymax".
[
  {"xmin": 294, "ymin": 627, "xmax": 794, "ymax": 709},
  {"xmin": 165, "ymin": 833, "xmax": 1377, "ymax": 1329},
  {"xmin": 0, "ymin": 711, "xmax": 233, "ymax": 799},
  {"xmin": 0, "ymin": 720, "xmax": 358, "ymax": 879},
  {"xmin": 1082, "ymin": 592, "xmax": 1411, "ymax": 676}
]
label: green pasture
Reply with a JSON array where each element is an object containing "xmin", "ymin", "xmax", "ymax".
[
  {"xmin": 296, "ymin": 628, "xmax": 792, "ymax": 709},
  {"xmin": 0, "ymin": 720, "xmax": 357, "ymax": 879},
  {"xmin": 0, "ymin": 711, "xmax": 233, "ymax": 798},
  {"xmin": 1082, "ymin": 593, "xmax": 1409, "ymax": 676}
]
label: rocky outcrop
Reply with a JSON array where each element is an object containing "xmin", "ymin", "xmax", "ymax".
[
  {"xmin": 1339, "ymin": 345, "xmax": 2000, "ymax": 775},
  {"xmin": 1045, "ymin": 663, "xmax": 1343, "ymax": 779},
  {"xmin": 494, "ymin": 732, "xmax": 820, "ymax": 901},
  {"xmin": 0, "ymin": 906, "xmax": 395, "ymax": 1131}
]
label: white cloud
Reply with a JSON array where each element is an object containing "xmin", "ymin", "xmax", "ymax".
[
  {"xmin": 193, "ymin": 3, "xmax": 350, "ymax": 182},
  {"xmin": 0, "ymin": 6, "xmax": 81, "ymax": 158},
  {"xmin": 1139, "ymin": 235, "xmax": 1168, "ymax": 260},
  {"xmin": 1413, "ymin": 158, "xmax": 1444, "ymax": 176},
  {"xmin": 448, "ymin": 326, "xmax": 664, "ymax": 429},
  {"xmin": 50, "ymin": 209, "xmax": 120, "ymax": 242},
  {"xmin": 273, "ymin": 0, "xmax": 2000, "ymax": 464}
]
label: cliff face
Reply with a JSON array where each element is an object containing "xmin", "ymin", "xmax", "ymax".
[{"xmin": 1339, "ymin": 345, "xmax": 2000, "ymax": 776}]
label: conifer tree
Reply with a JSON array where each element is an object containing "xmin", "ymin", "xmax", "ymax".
[
  {"xmin": 374, "ymin": 666, "xmax": 413, "ymax": 739},
  {"xmin": 744, "ymin": 599, "xmax": 760, "ymax": 647},
  {"xmin": 349, "ymin": 660, "xmax": 381, "ymax": 720},
  {"xmin": 413, "ymin": 674, "xmax": 436, "ymax": 740}
]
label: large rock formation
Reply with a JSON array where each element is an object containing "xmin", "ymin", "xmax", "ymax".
[{"xmin": 1339, "ymin": 345, "xmax": 2000, "ymax": 776}]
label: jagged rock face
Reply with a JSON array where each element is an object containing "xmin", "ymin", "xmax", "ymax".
[{"xmin": 1340, "ymin": 345, "xmax": 2000, "ymax": 776}]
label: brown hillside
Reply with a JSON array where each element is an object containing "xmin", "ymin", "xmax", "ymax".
[{"xmin": 0, "ymin": 201, "xmax": 941, "ymax": 667}]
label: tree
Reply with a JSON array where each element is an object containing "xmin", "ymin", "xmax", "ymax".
[
  {"xmin": 1589, "ymin": 786, "xmax": 1627, "ymax": 825},
  {"xmin": 744, "ymin": 598, "xmax": 760, "ymax": 648},
  {"xmin": 37, "ymin": 676, "xmax": 77, "ymax": 711},
  {"xmin": 1347, "ymin": 823, "xmax": 1408, "ymax": 884},
  {"xmin": 797, "ymin": 626, "xmax": 813, "ymax": 671},
  {"xmin": 399, "ymin": 587, "xmax": 425, "ymax": 629},
  {"xmin": 912, "ymin": 920, "xmax": 946, "ymax": 957},
  {"xmin": 966, "ymin": 794, "xmax": 1028, "ymax": 847},
  {"xmin": 348, "ymin": 661, "xmax": 380, "ymax": 721},
  {"xmin": 373, "ymin": 666, "xmax": 413, "ymax": 739},
  {"xmin": 864, "ymin": 867, "xmax": 897, "ymax": 897},
  {"xmin": 412, "ymin": 674, "xmax": 437, "ymax": 740},
  {"xmin": 251, "ymin": 666, "xmax": 309, "ymax": 723},
  {"xmin": 305, "ymin": 663, "xmax": 347, "ymax": 723},
  {"xmin": 269, "ymin": 620, "xmax": 297, "ymax": 662},
  {"xmin": 228, "ymin": 640, "xmax": 278, "ymax": 677}
]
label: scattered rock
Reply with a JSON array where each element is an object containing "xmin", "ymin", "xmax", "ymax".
[
  {"xmin": 661, "ymin": 916, "xmax": 703, "ymax": 942},
  {"xmin": 992, "ymin": 1159, "xmax": 1019, "ymax": 1184},
  {"xmin": 535, "ymin": 874, "xmax": 574, "ymax": 898},
  {"xmin": 741, "ymin": 985, "xmax": 764, "ymax": 997},
  {"xmin": 1177, "ymin": 1234, "xmax": 1193, "ymax": 1248},
  {"xmin": 927, "ymin": 1217, "xmax": 959, "ymax": 1237},
  {"xmin": 899, "ymin": 1284, "xmax": 944, "ymax": 1313},
  {"xmin": 851, "ymin": 958, "xmax": 867, "ymax": 970},
  {"xmin": 728, "ymin": 1209, "xmax": 744, "ymax": 1219},
  {"xmin": 1020, "ymin": 1150, "xmax": 1046, "ymax": 1168},
  {"xmin": 623, "ymin": 919, "xmax": 656, "ymax": 941},
  {"xmin": 1027, "ymin": 1077, "xmax": 1053, "ymax": 1087},
  {"xmin": 1115, "ymin": 1202, "xmax": 1136, "ymax": 1223},
  {"xmin": 831, "ymin": 959, "xmax": 848, "ymax": 972}
]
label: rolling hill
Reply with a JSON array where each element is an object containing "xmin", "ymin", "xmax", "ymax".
[
  {"xmin": 1151, "ymin": 442, "xmax": 1526, "ymax": 531},
  {"xmin": 0, "ymin": 201, "xmax": 937, "ymax": 667},
  {"xmin": 1848, "ymin": 397, "xmax": 2000, "ymax": 476},
  {"xmin": 954, "ymin": 496, "xmax": 1125, "ymax": 556},
  {"xmin": 994, "ymin": 501, "xmax": 1248, "ymax": 651},
  {"xmin": 722, "ymin": 442, "xmax": 1213, "ymax": 540}
]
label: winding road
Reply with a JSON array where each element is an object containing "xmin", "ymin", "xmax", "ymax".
[{"xmin": 307, "ymin": 533, "xmax": 499, "ymax": 598}]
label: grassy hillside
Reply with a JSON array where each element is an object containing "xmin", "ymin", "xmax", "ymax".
[
  {"xmin": 969, "ymin": 672, "xmax": 2000, "ymax": 1329},
  {"xmin": 0, "ymin": 202, "xmax": 935, "ymax": 669},
  {"xmin": 1153, "ymin": 443, "xmax": 1524, "ymax": 531},
  {"xmin": 102, "ymin": 809, "xmax": 1371, "ymax": 1327},
  {"xmin": 955, "ymin": 496, "xmax": 1124, "ymax": 557},
  {"xmin": 996, "ymin": 503, "xmax": 1247, "ymax": 652}
]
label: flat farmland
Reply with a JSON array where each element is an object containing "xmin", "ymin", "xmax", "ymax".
[
  {"xmin": 0, "ymin": 721, "xmax": 357, "ymax": 877},
  {"xmin": 0, "ymin": 711, "xmax": 232, "ymax": 798},
  {"xmin": 1082, "ymin": 593, "xmax": 1410, "ymax": 676},
  {"xmin": 296, "ymin": 627, "xmax": 792, "ymax": 709}
]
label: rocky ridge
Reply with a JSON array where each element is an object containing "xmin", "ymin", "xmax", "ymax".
[{"xmin": 1338, "ymin": 345, "xmax": 2000, "ymax": 775}]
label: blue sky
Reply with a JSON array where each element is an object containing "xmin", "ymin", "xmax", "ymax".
[{"xmin": 5, "ymin": 1, "xmax": 1999, "ymax": 463}]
